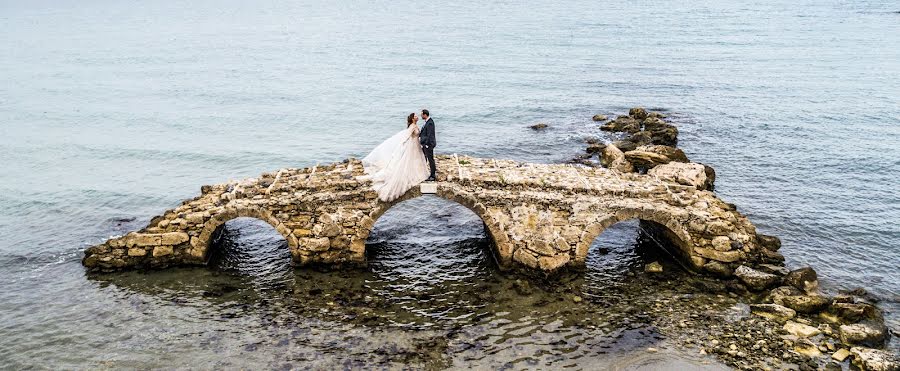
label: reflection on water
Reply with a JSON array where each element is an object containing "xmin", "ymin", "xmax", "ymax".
[{"xmin": 50, "ymin": 197, "xmax": 728, "ymax": 369}]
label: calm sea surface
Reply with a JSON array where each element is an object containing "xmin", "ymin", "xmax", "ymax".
[{"xmin": 1, "ymin": 0, "xmax": 898, "ymax": 368}]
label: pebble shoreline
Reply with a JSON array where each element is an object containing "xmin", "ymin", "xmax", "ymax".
[{"xmin": 533, "ymin": 108, "xmax": 899, "ymax": 370}]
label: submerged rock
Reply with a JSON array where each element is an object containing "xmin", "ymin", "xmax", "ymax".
[
  {"xmin": 849, "ymin": 347, "xmax": 900, "ymax": 371},
  {"xmin": 529, "ymin": 123, "xmax": 548, "ymax": 130},
  {"xmin": 735, "ymin": 265, "xmax": 780, "ymax": 291},
  {"xmin": 592, "ymin": 114, "xmax": 608, "ymax": 122}
]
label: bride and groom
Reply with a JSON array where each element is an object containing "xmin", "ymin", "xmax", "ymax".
[{"xmin": 360, "ymin": 109, "xmax": 437, "ymax": 202}]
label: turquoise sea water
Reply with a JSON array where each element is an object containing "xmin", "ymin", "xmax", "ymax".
[{"xmin": 1, "ymin": 0, "xmax": 898, "ymax": 368}]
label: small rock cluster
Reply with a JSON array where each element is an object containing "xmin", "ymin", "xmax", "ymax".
[
  {"xmin": 736, "ymin": 264, "xmax": 896, "ymax": 370},
  {"xmin": 580, "ymin": 107, "xmax": 716, "ymax": 191}
]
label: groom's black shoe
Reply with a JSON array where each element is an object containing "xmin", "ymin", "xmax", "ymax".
[{"xmin": 426, "ymin": 176, "xmax": 436, "ymax": 182}]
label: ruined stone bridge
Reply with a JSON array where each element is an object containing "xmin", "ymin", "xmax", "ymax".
[{"xmin": 84, "ymin": 155, "xmax": 781, "ymax": 275}]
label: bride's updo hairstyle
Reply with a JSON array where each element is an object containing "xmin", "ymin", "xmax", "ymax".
[{"xmin": 407, "ymin": 113, "xmax": 415, "ymax": 126}]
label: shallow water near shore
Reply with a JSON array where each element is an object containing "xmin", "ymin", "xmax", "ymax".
[{"xmin": 1, "ymin": 0, "xmax": 899, "ymax": 368}]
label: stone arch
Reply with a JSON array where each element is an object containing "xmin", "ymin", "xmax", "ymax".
[
  {"xmin": 573, "ymin": 206, "xmax": 694, "ymax": 268},
  {"xmin": 351, "ymin": 186, "xmax": 513, "ymax": 268},
  {"xmin": 192, "ymin": 207, "xmax": 298, "ymax": 263}
]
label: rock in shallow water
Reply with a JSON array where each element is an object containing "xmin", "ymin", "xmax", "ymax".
[
  {"xmin": 779, "ymin": 293, "xmax": 831, "ymax": 314},
  {"xmin": 750, "ymin": 303, "xmax": 796, "ymax": 323},
  {"xmin": 849, "ymin": 347, "xmax": 900, "ymax": 371},
  {"xmin": 629, "ymin": 107, "xmax": 649, "ymax": 120},
  {"xmin": 831, "ymin": 301, "xmax": 882, "ymax": 323},
  {"xmin": 839, "ymin": 322, "xmax": 888, "ymax": 347},
  {"xmin": 592, "ymin": 114, "xmax": 608, "ymax": 121},
  {"xmin": 601, "ymin": 116, "xmax": 640, "ymax": 133},
  {"xmin": 784, "ymin": 267, "xmax": 819, "ymax": 294},
  {"xmin": 735, "ymin": 265, "xmax": 780, "ymax": 291},
  {"xmin": 600, "ymin": 145, "xmax": 634, "ymax": 173},
  {"xmin": 702, "ymin": 261, "xmax": 734, "ymax": 277},
  {"xmin": 783, "ymin": 321, "xmax": 821, "ymax": 338},
  {"xmin": 644, "ymin": 261, "xmax": 663, "ymax": 273},
  {"xmin": 756, "ymin": 234, "xmax": 782, "ymax": 251},
  {"xmin": 831, "ymin": 348, "xmax": 851, "ymax": 362},
  {"xmin": 624, "ymin": 145, "xmax": 688, "ymax": 170}
]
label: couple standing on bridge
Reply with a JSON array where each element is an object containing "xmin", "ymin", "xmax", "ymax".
[{"xmin": 359, "ymin": 109, "xmax": 438, "ymax": 202}]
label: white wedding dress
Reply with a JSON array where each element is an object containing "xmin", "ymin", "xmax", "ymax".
[{"xmin": 359, "ymin": 123, "xmax": 430, "ymax": 202}]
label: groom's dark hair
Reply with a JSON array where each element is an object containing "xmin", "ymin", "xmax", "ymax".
[{"xmin": 421, "ymin": 109, "xmax": 430, "ymax": 118}]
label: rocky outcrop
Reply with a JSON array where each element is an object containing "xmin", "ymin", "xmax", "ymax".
[{"xmin": 598, "ymin": 108, "xmax": 679, "ymax": 147}]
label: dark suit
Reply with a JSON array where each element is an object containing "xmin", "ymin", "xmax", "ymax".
[{"xmin": 419, "ymin": 117, "xmax": 437, "ymax": 179}]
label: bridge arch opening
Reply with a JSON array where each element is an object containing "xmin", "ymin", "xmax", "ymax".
[
  {"xmin": 575, "ymin": 210, "xmax": 693, "ymax": 273},
  {"xmin": 206, "ymin": 217, "xmax": 293, "ymax": 280},
  {"xmin": 194, "ymin": 208, "xmax": 298, "ymax": 264},
  {"xmin": 358, "ymin": 190, "xmax": 507, "ymax": 269}
]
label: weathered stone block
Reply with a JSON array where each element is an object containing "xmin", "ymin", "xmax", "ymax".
[
  {"xmin": 693, "ymin": 247, "xmax": 742, "ymax": 262},
  {"xmin": 152, "ymin": 245, "xmax": 174, "ymax": 257},
  {"xmin": 322, "ymin": 223, "xmax": 342, "ymax": 237},
  {"xmin": 538, "ymin": 253, "xmax": 570, "ymax": 271},
  {"xmin": 711, "ymin": 236, "xmax": 731, "ymax": 251},
  {"xmin": 159, "ymin": 232, "xmax": 189, "ymax": 245},
  {"xmin": 735, "ymin": 265, "xmax": 779, "ymax": 291},
  {"xmin": 528, "ymin": 239, "xmax": 556, "ymax": 256},
  {"xmin": 330, "ymin": 235, "xmax": 350, "ymax": 249},
  {"xmin": 302, "ymin": 237, "xmax": 331, "ymax": 252},
  {"xmin": 127, "ymin": 248, "xmax": 147, "ymax": 257},
  {"xmin": 185, "ymin": 212, "xmax": 206, "ymax": 224},
  {"xmin": 131, "ymin": 234, "xmax": 161, "ymax": 247},
  {"xmin": 513, "ymin": 248, "xmax": 539, "ymax": 269}
]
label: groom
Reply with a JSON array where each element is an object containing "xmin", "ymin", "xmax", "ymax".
[{"xmin": 419, "ymin": 109, "xmax": 437, "ymax": 181}]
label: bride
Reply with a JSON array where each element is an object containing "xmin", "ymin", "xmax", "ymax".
[{"xmin": 359, "ymin": 113, "xmax": 430, "ymax": 202}]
